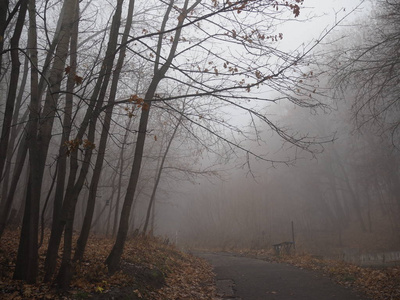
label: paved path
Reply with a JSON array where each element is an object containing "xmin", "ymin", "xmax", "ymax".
[{"xmin": 195, "ymin": 252, "xmax": 370, "ymax": 300}]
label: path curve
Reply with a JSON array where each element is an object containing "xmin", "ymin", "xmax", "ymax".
[{"xmin": 195, "ymin": 252, "xmax": 370, "ymax": 300}]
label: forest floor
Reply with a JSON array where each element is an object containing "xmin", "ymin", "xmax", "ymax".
[
  {"xmin": 1, "ymin": 230, "xmax": 399, "ymax": 300},
  {"xmin": 0, "ymin": 230, "xmax": 217, "ymax": 299},
  {"xmin": 232, "ymin": 248, "xmax": 400, "ymax": 300}
]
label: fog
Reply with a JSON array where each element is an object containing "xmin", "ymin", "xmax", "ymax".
[
  {"xmin": 1, "ymin": 0, "xmax": 399, "ymax": 283},
  {"xmin": 146, "ymin": 1, "xmax": 400, "ymax": 255},
  {"xmin": 151, "ymin": 98, "xmax": 400, "ymax": 257}
]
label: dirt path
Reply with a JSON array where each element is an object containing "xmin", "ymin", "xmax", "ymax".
[{"xmin": 195, "ymin": 252, "xmax": 370, "ymax": 300}]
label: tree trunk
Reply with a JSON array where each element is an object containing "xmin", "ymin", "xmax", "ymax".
[
  {"xmin": 51, "ymin": 0, "xmax": 79, "ymax": 235},
  {"xmin": 0, "ymin": 0, "xmax": 28, "ymax": 238},
  {"xmin": 46, "ymin": 0, "xmax": 124, "ymax": 284},
  {"xmin": 90, "ymin": 202, "xmax": 109, "ymax": 231},
  {"xmin": 332, "ymin": 146, "xmax": 367, "ymax": 232},
  {"xmin": 0, "ymin": 0, "xmax": 9, "ymax": 75},
  {"xmin": 106, "ymin": 160, "xmax": 120, "ymax": 236},
  {"xmin": 0, "ymin": 135, "xmax": 28, "ymax": 238},
  {"xmin": 13, "ymin": 176, "xmax": 39, "ymax": 283},
  {"xmin": 105, "ymin": 94, "xmax": 155, "ymax": 273},
  {"xmin": 40, "ymin": 0, "xmax": 83, "ymax": 283},
  {"xmin": 143, "ymin": 114, "xmax": 182, "ymax": 234},
  {"xmin": 112, "ymin": 120, "xmax": 132, "ymax": 237},
  {"xmin": 37, "ymin": 0, "xmax": 68, "ymax": 98},
  {"xmin": 37, "ymin": 0, "xmax": 76, "ymax": 173},
  {"xmin": 0, "ymin": 46, "xmax": 30, "ymax": 216},
  {"xmin": 13, "ymin": 0, "xmax": 39, "ymax": 283},
  {"xmin": 106, "ymin": 0, "xmax": 197, "ymax": 273},
  {"xmin": 54, "ymin": 205, "xmax": 77, "ymax": 289},
  {"xmin": 0, "ymin": 0, "xmax": 27, "ymax": 182},
  {"xmin": 73, "ymin": 0, "xmax": 134, "ymax": 262}
]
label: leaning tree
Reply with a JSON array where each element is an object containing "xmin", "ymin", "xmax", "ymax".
[{"xmin": 0, "ymin": 0, "xmax": 359, "ymax": 286}]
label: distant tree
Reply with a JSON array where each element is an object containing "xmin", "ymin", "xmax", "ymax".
[
  {"xmin": 105, "ymin": 0, "xmax": 344, "ymax": 272},
  {"xmin": 333, "ymin": 0, "xmax": 400, "ymax": 146},
  {"xmin": 72, "ymin": 0, "xmax": 135, "ymax": 265},
  {"xmin": 0, "ymin": 0, "xmax": 360, "ymax": 286},
  {"xmin": 44, "ymin": 0, "xmax": 124, "ymax": 284},
  {"xmin": 142, "ymin": 106, "xmax": 183, "ymax": 235},
  {"xmin": 328, "ymin": 0, "xmax": 400, "ymax": 224}
]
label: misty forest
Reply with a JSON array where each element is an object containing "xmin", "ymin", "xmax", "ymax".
[{"xmin": 0, "ymin": 0, "xmax": 399, "ymax": 298}]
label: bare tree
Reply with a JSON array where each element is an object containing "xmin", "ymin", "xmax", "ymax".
[
  {"xmin": 328, "ymin": 0, "xmax": 400, "ymax": 227},
  {"xmin": 333, "ymin": 0, "xmax": 400, "ymax": 145},
  {"xmin": 73, "ymin": 0, "xmax": 135, "ymax": 264},
  {"xmin": 0, "ymin": 0, "xmax": 27, "ymax": 182},
  {"xmin": 44, "ymin": 0, "xmax": 124, "ymax": 283},
  {"xmin": 0, "ymin": 0, "xmax": 363, "ymax": 286},
  {"xmin": 0, "ymin": 0, "xmax": 28, "ymax": 238},
  {"xmin": 105, "ymin": 0, "xmax": 332, "ymax": 272},
  {"xmin": 142, "ymin": 107, "xmax": 184, "ymax": 235},
  {"xmin": 13, "ymin": 0, "xmax": 39, "ymax": 283},
  {"xmin": 14, "ymin": 0, "xmax": 80, "ymax": 283}
]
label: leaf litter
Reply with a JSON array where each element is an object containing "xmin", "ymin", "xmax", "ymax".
[{"xmin": 0, "ymin": 230, "xmax": 218, "ymax": 299}]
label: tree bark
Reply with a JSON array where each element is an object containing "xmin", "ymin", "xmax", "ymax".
[
  {"xmin": 105, "ymin": 86, "xmax": 156, "ymax": 273},
  {"xmin": 0, "ymin": 45, "xmax": 29, "ymax": 217},
  {"xmin": 106, "ymin": 158, "xmax": 121, "ymax": 236},
  {"xmin": 46, "ymin": 0, "xmax": 124, "ymax": 284},
  {"xmin": 0, "ymin": 137, "xmax": 28, "ymax": 238},
  {"xmin": 0, "ymin": 0, "xmax": 27, "ymax": 238},
  {"xmin": 51, "ymin": 0, "xmax": 79, "ymax": 235},
  {"xmin": 0, "ymin": 0, "xmax": 27, "ymax": 182},
  {"xmin": 73, "ymin": 0, "xmax": 135, "ymax": 262},
  {"xmin": 112, "ymin": 119, "xmax": 132, "ymax": 237},
  {"xmin": 143, "ymin": 114, "xmax": 182, "ymax": 234},
  {"xmin": 13, "ymin": 0, "xmax": 39, "ymax": 283},
  {"xmin": 106, "ymin": 0, "xmax": 197, "ymax": 273},
  {"xmin": 0, "ymin": 0, "xmax": 9, "ymax": 75}
]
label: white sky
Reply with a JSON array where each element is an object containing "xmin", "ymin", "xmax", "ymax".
[{"xmin": 279, "ymin": 0, "xmax": 368, "ymax": 50}]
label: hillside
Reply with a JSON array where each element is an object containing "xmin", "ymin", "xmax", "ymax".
[{"xmin": 0, "ymin": 230, "xmax": 217, "ymax": 299}]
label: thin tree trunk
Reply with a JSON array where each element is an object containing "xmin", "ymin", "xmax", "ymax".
[
  {"xmin": 143, "ymin": 114, "xmax": 182, "ymax": 234},
  {"xmin": 106, "ymin": 161, "xmax": 121, "ymax": 236},
  {"xmin": 39, "ymin": 161, "xmax": 58, "ymax": 248},
  {"xmin": 0, "ymin": 2, "xmax": 29, "ymax": 238},
  {"xmin": 25, "ymin": 1, "xmax": 76, "ymax": 253},
  {"xmin": 13, "ymin": 0, "xmax": 39, "ymax": 283},
  {"xmin": 106, "ymin": 83, "xmax": 157, "ymax": 273},
  {"xmin": 49, "ymin": 0, "xmax": 124, "ymax": 285},
  {"xmin": 37, "ymin": 0, "xmax": 68, "ymax": 97},
  {"xmin": 51, "ymin": 0, "xmax": 79, "ymax": 235},
  {"xmin": 73, "ymin": 0, "xmax": 134, "ymax": 262},
  {"xmin": 0, "ymin": 135, "xmax": 28, "ymax": 238},
  {"xmin": 0, "ymin": 46, "xmax": 30, "ymax": 210},
  {"xmin": 112, "ymin": 119, "xmax": 132, "ymax": 237},
  {"xmin": 37, "ymin": 0, "xmax": 76, "ymax": 173},
  {"xmin": 54, "ymin": 206, "xmax": 76, "ymax": 289},
  {"xmin": 106, "ymin": 0, "xmax": 197, "ymax": 272},
  {"xmin": 150, "ymin": 197, "xmax": 155, "ymax": 234},
  {"xmin": 0, "ymin": 0, "xmax": 9, "ymax": 75},
  {"xmin": 43, "ymin": 0, "xmax": 113, "ymax": 281},
  {"xmin": 0, "ymin": 0, "xmax": 27, "ymax": 182},
  {"xmin": 332, "ymin": 147, "xmax": 367, "ymax": 232},
  {"xmin": 90, "ymin": 202, "xmax": 109, "ymax": 231}
]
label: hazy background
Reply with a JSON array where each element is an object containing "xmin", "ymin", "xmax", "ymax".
[{"xmin": 2, "ymin": 0, "xmax": 399, "ymax": 262}]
